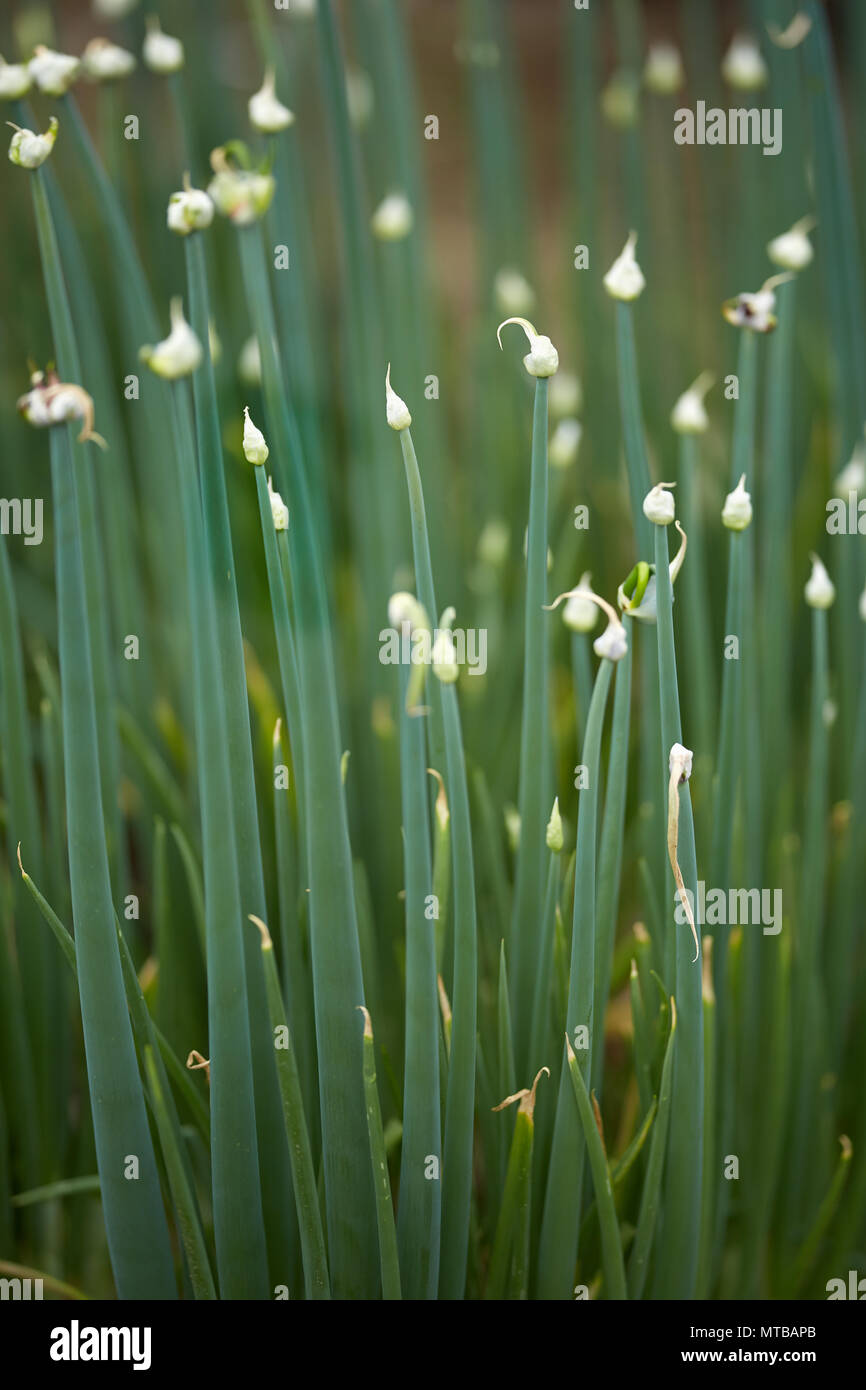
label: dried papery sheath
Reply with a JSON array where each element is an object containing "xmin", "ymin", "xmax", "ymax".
[
  {"xmin": 207, "ymin": 145, "xmax": 275, "ymax": 225},
  {"xmin": 546, "ymin": 797, "xmax": 563, "ymax": 854},
  {"xmin": 29, "ymin": 46, "xmax": 80, "ymax": 95},
  {"xmin": 617, "ymin": 522, "xmax": 687, "ymax": 623},
  {"xmin": 267, "ymin": 476, "xmax": 289, "ymax": 532},
  {"xmin": 548, "ymin": 370, "xmax": 582, "ymax": 418},
  {"xmin": 671, "ymin": 371, "xmax": 713, "ymax": 434},
  {"xmin": 385, "ymin": 363, "xmax": 412, "ymax": 430},
  {"xmin": 17, "ymin": 367, "xmax": 107, "ymax": 447},
  {"xmin": 249, "ymin": 68, "xmax": 295, "ymax": 134},
  {"xmin": 143, "ymin": 16, "xmax": 184, "ymax": 74},
  {"xmin": 243, "ymin": 406, "xmax": 269, "ymax": 465},
  {"xmin": 549, "ymin": 417, "xmax": 582, "ymax": 469},
  {"xmin": 0, "ymin": 55, "xmax": 32, "ymax": 99},
  {"xmin": 494, "ymin": 267, "xmax": 535, "ymax": 316},
  {"xmin": 371, "ymin": 192, "xmax": 413, "ymax": 241},
  {"xmin": 603, "ymin": 231, "xmax": 645, "ymax": 302},
  {"xmin": 562, "ymin": 572, "xmax": 598, "ymax": 633},
  {"xmin": 8, "ymin": 116, "xmax": 58, "ymax": 169},
  {"xmin": 432, "ymin": 608, "xmax": 459, "ymax": 685},
  {"xmin": 804, "ymin": 554, "xmax": 835, "ymax": 609},
  {"xmin": 667, "ymin": 742, "xmax": 699, "ymax": 962},
  {"xmin": 545, "ymin": 584, "xmax": 627, "ymax": 661},
  {"xmin": 643, "ymin": 481, "xmax": 676, "ymax": 526},
  {"xmin": 139, "ymin": 297, "xmax": 202, "ymax": 379},
  {"xmin": 722, "ymin": 473, "xmax": 752, "ymax": 530},
  {"xmin": 496, "ymin": 316, "xmax": 559, "ymax": 378},
  {"xmin": 82, "ymin": 38, "xmax": 137, "ymax": 81},
  {"xmin": 722, "ymin": 273, "xmax": 792, "ymax": 333},
  {"xmin": 167, "ymin": 174, "xmax": 214, "ymax": 235},
  {"xmin": 644, "ymin": 41, "xmax": 684, "ymax": 94},
  {"xmin": 721, "ymin": 33, "xmax": 767, "ymax": 89},
  {"xmin": 767, "ymin": 216, "xmax": 815, "ymax": 271}
]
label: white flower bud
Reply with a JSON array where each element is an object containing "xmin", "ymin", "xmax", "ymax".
[
  {"xmin": 432, "ymin": 608, "xmax": 459, "ymax": 685},
  {"xmin": 671, "ymin": 371, "xmax": 713, "ymax": 434},
  {"xmin": 496, "ymin": 316, "xmax": 558, "ymax": 378},
  {"xmin": 143, "ymin": 17, "xmax": 184, "ymax": 74},
  {"xmin": 139, "ymin": 297, "xmax": 202, "ymax": 379},
  {"xmin": 601, "ymin": 70, "xmax": 639, "ymax": 128},
  {"xmin": 346, "ymin": 68, "xmax": 373, "ymax": 128},
  {"xmin": 643, "ymin": 481, "xmax": 676, "ymax": 526},
  {"xmin": 767, "ymin": 216, "xmax": 815, "ymax": 271},
  {"xmin": 548, "ymin": 370, "xmax": 582, "ymax": 419},
  {"xmin": 594, "ymin": 618, "xmax": 629, "ymax": 663},
  {"xmin": 494, "ymin": 267, "xmax": 535, "ymax": 317},
  {"xmin": 549, "ymin": 417, "xmax": 582, "ymax": 469},
  {"xmin": 835, "ymin": 442, "xmax": 866, "ymax": 495},
  {"xmin": 238, "ymin": 336, "xmax": 261, "ymax": 386},
  {"xmin": 82, "ymin": 38, "xmax": 137, "ymax": 81},
  {"xmin": 562, "ymin": 573, "xmax": 598, "ymax": 633},
  {"xmin": 644, "ymin": 41, "xmax": 684, "ymax": 95},
  {"xmin": 243, "ymin": 406, "xmax": 269, "ymax": 465},
  {"xmin": 767, "ymin": 14, "xmax": 812, "ymax": 49},
  {"xmin": 94, "ymin": 0, "xmax": 139, "ymax": 17},
  {"xmin": 546, "ymin": 797, "xmax": 563, "ymax": 853},
  {"xmin": 604, "ymin": 231, "xmax": 645, "ymax": 302},
  {"xmin": 804, "ymin": 554, "xmax": 835, "ymax": 609},
  {"xmin": 669, "ymin": 742, "xmax": 693, "ymax": 781},
  {"xmin": 268, "ymin": 476, "xmax": 289, "ymax": 532},
  {"xmin": 17, "ymin": 369, "xmax": 106, "ymax": 447},
  {"xmin": 722, "ymin": 473, "xmax": 753, "ymax": 530},
  {"xmin": 388, "ymin": 591, "xmax": 427, "ymax": 632},
  {"xmin": 167, "ymin": 178, "xmax": 214, "ymax": 236},
  {"xmin": 721, "ymin": 34, "xmax": 767, "ymax": 90},
  {"xmin": 371, "ymin": 192, "xmax": 413, "ymax": 241},
  {"xmin": 722, "ymin": 273, "xmax": 790, "ymax": 333},
  {"xmin": 0, "ymin": 55, "xmax": 32, "ymax": 99},
  {"xmin": 8, "ymin": 116, "xmax": 58, "ymax": 169},
  {"xmin": 29, "ymin": 46, "xmax": 80, "ymax": 96},
  {"xmin": 207, "ymin": 149, "xmax": 275, "ymax": 226},
  {"xmin": 385, "ymin": 363, "xmax": 412, "ymax": 431},
  {"xmin": 249, "ymin": 68, "xmax": 295, "ymax": 134}
]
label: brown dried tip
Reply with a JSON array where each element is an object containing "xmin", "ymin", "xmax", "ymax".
[
  {"xmin": 633, "ymin": 921, "xmax": 649, "ymax": 944},
  {"xmin": 186, "ymin": 1050, "xmax": 211, "ymax": 1084},
  {"xmin": 273, "ymin": 716, "xmax": 282, "ymax": 747},
  {"xmin": 591, "ymin": 1091, "xmax": 606, "ymax": 1152},
  {"xmin": 16, "ymin": 842, "xmax": 24, "ymax": 876},
  {"xmin": 493, "ymin": 1067, "xmax": 549, "ymax": 1121},
  {"xmin": 248, "ymin": 913, "xmax": 272, "ymax": 949},
  {"xmin": 357, "ymin": 1005, "xmax": 373, "ymax": 1039}
]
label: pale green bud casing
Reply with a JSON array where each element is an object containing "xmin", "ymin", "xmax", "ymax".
[
  {"xmin": 546, "ymin": 797, "xmax": 563, "ymax": 854},
  {"xmin": 385, "ymin": 364, "xmax": 412, "ymax": 430},
  {"xmin": 143, "ymin": 17, "xmax": 184, "ymax": 74},
  {"xmin": 167, "ymin": 176, "xmax": 214, "ymax": 235},
  {"xmin": 249, "ymin": 69, "xmax": 295, "ymax": 134},
  {"xmin": 29, "ymin": 46, "xmax": 80, "ymax": 95},
  {"xmin": 82, "ymin": 38, "xmax": 137, "ymax": 81},
  {"xmin": 643, "ymin": 481, "xmax": 676, "ymax": 526},
  {"xmin": 804, "ymin": 555, "xmax": 835, "ymax": 609},
  {"xmin": 371, "ymin": 192, "xmax": 413, "ymax": 241},
  {"xmin": 496, "ymin": 316, "xmax": 559, "ymax": 377},
  {"xmin": 721, "ymin": 474, "xmax": 752, "ymax": 530},
  {"xmin": 140, "ymin": 298, "xmax": 203, "ymax": 379},
  {"xmin": 243, "ymin": 406, "xmax": 269, "ymax": 465},
  {"xmin": 0, "ymin": 55, "xmax": 32, "ymax": 99},
  {"xmin": 603, "ymin": 231, "xmax": 645, "ymax": 301},
  {"xmin": 8, "ymin": 116, "xmax": 58, "ymax": 169}
]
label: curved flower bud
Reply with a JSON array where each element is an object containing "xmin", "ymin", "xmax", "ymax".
[
  {"xmin": 545, "ymin": 583, "xmax": 627, "ymax": 662},
  {"xmin": 238, "ymin": 335, "xmax": 261, "ymax": 386},
  {"xmin": 603, "ymin": 231, "xmax": 645, "ymax": 302},
  {"xmin": 562, "ymin": 572, "xmax": 598, "ymax": 633},
  {"xmin": 371, "ymin": 192, "xmax": 413, "ymax": 241},
  {"xmin": 167, "ymin": 173, "xmax": 214, "ymax": 235},
  {"xmin": 143, "ymin": 17, "xmax": 184, "ymax": 74},
  {"xmin": 82, "ymin": 38, "xmax": 136, "ymax": 81},
  {"xmin": 721, "ymin": 33, "xmax": 767, "ymax": 90},
  {"xmin": 804, "ymin": 554, "xmax": 835, "ymax": 609},
  {"xmin": 767, "ymin": 13, "xmax": 812, "ymax": 49},
  {"xmin": 8, "ymin": 116, "xmax": 58, "ymax": 169},
  {"xmin": 722, "ymin": 473, "xmax": 753, "ymax": 530},
  {"xmin": 767, "ymin": 216, "xmax": 815, "ymax": 271},
  {"xmin": 432, "ymin": 607, "xmax": 459, "ymax": 685},
  {"xmin": 643, "ymin": 481, "xmax": 676, "ymax": 526},
  {"xmin": 249, "ymin": 68, "xmax": 295, "ymax": 134},
  {"xmin": 268, "ymin": 476, "xmax": 289, "ymax": 531},
  {"xmin": 388, "ymin": 591, "xmax": 428, "ymax": 633},
  {"xmin": 722, "ymin": 272, "xmax": 792, "ymax": 333},
  {"xmin": 549, "ymin": 370, "xmax": 582, "ymax": 419},
  {"xmin": 29, "ymin": 46, "xmax": 80, "ymax": 95},
  {"xmin": 644, "ymin": 41, "xmax": 684, "ymax": 95},
  {"xmin": 207, "ymin": 145, "xmax": 275, "ymax": 225},
  {"xmin": 494, "ymin": 267, "xmax": 535, "ymax": 316},
  {"xmin": 385, "ymin": 363, "xmax": 412, "ymax": 431},
  {"xmin": 549, "ymin": 417, "xmax": 582, "ymax": 469},
  {"xmin": 671, "ymin": 371, "xmax": 713, "ymax": 434},
  {"xmin": 0, "ymin": 55, "xmax": 32, "ymax": 100},
  {"xmin": 496, "ymin": 316, "xmax": 559, "ymax": 378},
  {"xmin": 546, "ymin": 797, "xmax": 563, "ymax": 854},
  {"xmin": 243, "ymin": 406, "xmax": 269, "ymax": 465},
  {"xmin": 139, "ymin": 297, "xmax": 202, "ymax": 379},
  {"xmin": 17, "ymin": 367, "xmax": 107, "ymax": 448}
]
